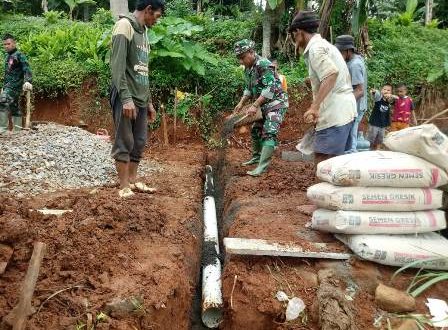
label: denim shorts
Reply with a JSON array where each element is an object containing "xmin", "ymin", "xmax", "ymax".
[{"xmin": 314, "ymin": 121, "xmax": 353, "ymax": 156}]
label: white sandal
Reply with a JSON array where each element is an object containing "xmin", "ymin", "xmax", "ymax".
[
  {"xmin": 118, "ymin": 187, "xmax": 135, "ymax": 198},
  {"xmin": 130, "ymin": 182, "xmax": 157, "ymax": 193}
]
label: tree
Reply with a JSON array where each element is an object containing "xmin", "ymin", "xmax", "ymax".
[
  {"xmin": 425, "ymin": 0, "xmax": 433, "ymax": 25},
  {"xmin": 318, "ymin": 0, "xmax": 335, "ymax": 40},
  {"xmin": 110, "ymin": 0, "xmax": 128, "ymax": 18},
  {"xmin": 262, "ymin": 0, "xmax": 284, "ymax": 58}
]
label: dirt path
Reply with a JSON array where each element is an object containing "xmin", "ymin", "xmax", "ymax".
[{"xmin": 0, "ymin": 145, "xmax": 205, "ymax": 329}]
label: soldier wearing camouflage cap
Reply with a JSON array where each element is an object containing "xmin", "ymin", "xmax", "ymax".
[{"xmin": 233, "ymin": 39, "xmax": 288, "ymax": 177}]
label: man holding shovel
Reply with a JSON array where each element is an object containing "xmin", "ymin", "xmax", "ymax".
[
  {"xmin": 110, "ymin": 0, "xmax": 164, "ymax": 198},
  {"xmin": 0, "ymin": 34, "xmax": 33, "ymax": 134},
  {"xmin": 288, "ymin": 12, "xmax": 356, "ymax": 164},
  {"xmin": 233, "ymin": 39, "xmax": 288, "ymax": 177}
]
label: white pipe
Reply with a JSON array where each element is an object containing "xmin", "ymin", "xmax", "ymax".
[{"xmin": 202, "ymin": 166, "xmax": 223, "ymax": 328}]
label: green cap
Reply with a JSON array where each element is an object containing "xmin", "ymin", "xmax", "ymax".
[{"xmin": 234, "ymin": 39, "xmax": 255, "ymax": 56}]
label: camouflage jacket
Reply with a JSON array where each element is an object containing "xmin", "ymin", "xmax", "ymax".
[
  {"xmin": 2, "ymin": 49, "xmax": 32, "ymax": 96},
  {"xmin": 243, "ymin": 55, "xmax": 288, "ymax": 112}
]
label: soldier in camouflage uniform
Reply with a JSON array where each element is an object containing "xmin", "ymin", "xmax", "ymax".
[
  {"xmin": 233, "ymin": 39, "xmax": 288, "ymax": 176},
  {"xmin": 0, "ymin": 34, "xmax": 33, "ymax": 134}
]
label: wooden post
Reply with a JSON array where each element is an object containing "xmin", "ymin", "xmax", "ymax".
[
  {"xmin": 173, "ymin": 88, "xmax": 178, "ymax": 144},
  {"xmin": 161, "ymin": 104, "xmax": 169, "ymax": 146},
  {"xmin": 24, "ymin": 91, "xmax": 31, "ymax": 130},
  {"xmin": 4, "ymin": 242, "xmax": 46, "ymax": 330}
]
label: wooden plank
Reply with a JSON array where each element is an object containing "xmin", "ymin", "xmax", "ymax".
[
  {"xmin": 35, "ymin": 209, "xmax": 72, "ymax": 217},
  {"xmin": 224, "ymin": 237, "xmax": 351, "ymax": 260}
]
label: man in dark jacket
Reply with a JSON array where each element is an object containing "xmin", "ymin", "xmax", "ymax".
[
  {"xmin": 0, "ymin": 33, "xmax": 32, "ymax": 134},
  {"xmin": 110, "ymin": 0, "xmax": 164, "ymax": 198}
]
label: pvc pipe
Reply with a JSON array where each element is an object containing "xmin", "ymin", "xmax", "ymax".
[{"xmin": 201, "ymin": 166, "xmax": 223, "ymax": 328}]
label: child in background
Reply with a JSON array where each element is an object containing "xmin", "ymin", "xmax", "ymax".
[
  {"xmin": 271, "ymin": 59, "xmax": 288, "ymax": 93},
  {"xmin": 367, "ymin": 84, "xmax": 393, "ymax": 150},
  {"xmin": 390, "ymin": 83, "xmax": 417, "ymax": 131}
]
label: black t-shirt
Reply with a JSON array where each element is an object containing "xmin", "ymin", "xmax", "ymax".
[{"xmin": 369, "ymin": 91, "xmax": 391, "ymax": 128}]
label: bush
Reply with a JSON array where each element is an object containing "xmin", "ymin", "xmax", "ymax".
[
  {"xmin": 367, "ymin": 19, "xmax": 448, "ymax": 93},
  {"xmin": 192, "ymin": 14, "xmax": 257, "ymax": 54}
]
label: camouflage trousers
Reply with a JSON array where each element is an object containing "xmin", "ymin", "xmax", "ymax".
[
  {"xmin": 0, "ymin": 88, "xmax": 21, "ymax": 116},
  {"xmin": 251, "ymin": 107, "xmax": 287, "ymax": 146}
]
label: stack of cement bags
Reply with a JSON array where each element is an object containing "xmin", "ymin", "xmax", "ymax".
[{"xmin": 307, "ymin": 125, "xmax": 448, "ymax": 269}]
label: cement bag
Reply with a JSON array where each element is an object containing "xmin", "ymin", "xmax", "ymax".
[
  {"xmin": 307, "ymin": 182, "xmax": 443, "ymax": 211},
  {"xmin": 384, "ymin": 124, "xmax": 448, "ymax": 172},
  {"xmin": 312, "ymin": 208, "xmax": 446, "ymax": 234},
  {"xmin": 336, "ymin": 233, "xmax": 448, "ymax": 270},
  {"xmin": 317, "ymin": 151, "xmax": 448, "ymax": 188}
]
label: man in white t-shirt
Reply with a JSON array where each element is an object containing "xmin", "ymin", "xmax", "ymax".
[{"xmin": 289, "ymin": 11, "xmax": 357, "ymax": 164}]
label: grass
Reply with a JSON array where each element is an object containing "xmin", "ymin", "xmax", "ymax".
[{"xmin": 392, "ymin": 257, "xmax": 448, "ymax": 297}]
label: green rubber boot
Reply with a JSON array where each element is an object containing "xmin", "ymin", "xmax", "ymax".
[
  {"xmin": 242, "ymin": 138, "xmax": 262, "ymax": 166},
  {"xmin": 0, "ymin": 111, "xmax": 8, "ymax": 134},
  {"xmin": 247, "ymin": 141, "xmax": 275, "ymax": 176},
  {"xmin": 12, "ymin": 116, "xmax": 22, "ymax": 132}
]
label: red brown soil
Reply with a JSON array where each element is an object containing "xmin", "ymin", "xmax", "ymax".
[{"xmin": 0, "ymin": 144, "xmax": 205, "ymax": 330}]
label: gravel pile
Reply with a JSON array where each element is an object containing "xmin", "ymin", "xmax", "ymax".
[{"xmin": 0, "ymin": 123, "xmax": 158, "ymax": 197}]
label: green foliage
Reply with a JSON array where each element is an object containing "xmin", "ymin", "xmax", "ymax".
[
  {"xmin": 279, "ymin": 60, "xmax": 307, "ymax": 86},
  {"xmin": 351, "ymin": 0, "xmax": 369, "ymax": 36},
  {"xmin": 91, "ymin": 8, "xmax": 114, "ymax": 27},
  {"xmin": 367, "ymin": 18, "xmax": 448, "ymax": 94},
  {"xmin": 426, "ymin": 18, "xmax": 441, "ymax": 29},
  {"xmin": 266, "ymin": 0, "xmax": 283, "ymax": 10},
  {"xmin": 149, "ymin": 17, "xmax": 217, "ymax": 77},
  {"xmin": 43, "ymin": 10, "xmax": 65, "ymax": 24},
  {"xmin": 330, "ymin": 0, "xmax": 351, "ymax": 37},
  {"xmin": 392, "ymin": 257, "xmax": 448, "ymax": 299},
  {"xmin": 0, "ymin": 15, "xmax": 110, "ymax": 95},
  {"xmin": 165, "ymin": 0, "xmax": 194, "ymax": 18},
  {"xmin": 192, "ymin": 15, "xmax": 256, "ymax": 54}
]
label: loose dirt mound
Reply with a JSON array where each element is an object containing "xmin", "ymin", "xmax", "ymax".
[{"xmin": 0, "ymin": 145, "xmax": 205, "ymax": 330}]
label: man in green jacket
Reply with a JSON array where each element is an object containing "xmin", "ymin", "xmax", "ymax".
[
  {"xmin": 0, "ymin": 33, "xmax": 33, "ymax": 134},
  {"xmin": 233, "ymin": 39, "xmax": 288, "ymax": 176},
  {"xmin": 110, "ymin": 0, "xmax": 164, "ymax": 198}
]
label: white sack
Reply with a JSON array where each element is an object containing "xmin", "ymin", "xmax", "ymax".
[
  {"xmin": 307, "ymin": 182, "xmax": 444, "ymax": 211},
  {"xmin": 312, "ymin": 208, "xmax": 446, "ymax": 234},
  {"xmin": 336, "ymin": 232, "xmax": 448, "ymax": 270},
  {"xmin": 384, "ymin": 124, "xmax": 448, "ymax": 173},
  {"xmin": 317, "ymin": 151, "xmax": 448, "ymax": 188}
]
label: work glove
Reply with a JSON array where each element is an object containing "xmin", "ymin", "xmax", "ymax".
[{"xmin": 23, "ymin": 82, "xmax": 33, "ymax": 92}]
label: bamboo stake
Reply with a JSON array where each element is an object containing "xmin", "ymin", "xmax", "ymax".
[
  {"xmin": 173, "ymin": 88, "xmax": 178, "ymax": 144},
  {"xmin": 161, "ymin": 104, "xmax": 169, "ymax": 146},
  {"xmin": 423, "ymin": 108, "xmax": 448, "ymax": 125}
]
